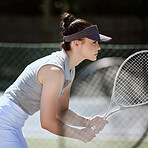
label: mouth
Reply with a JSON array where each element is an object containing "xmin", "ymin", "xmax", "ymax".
[{"xmin": 94, "ymin": 53, "xmax": 98, "ymax": 56}]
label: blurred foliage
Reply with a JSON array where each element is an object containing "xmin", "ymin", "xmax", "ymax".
[{"xmin": 0, "ymin": 0, "xmax": 148, "ymax": 16}]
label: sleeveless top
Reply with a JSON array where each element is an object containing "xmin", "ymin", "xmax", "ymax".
[{"xmin": 4, "ymin": 49, "xmax": 75, "ymax": 115}]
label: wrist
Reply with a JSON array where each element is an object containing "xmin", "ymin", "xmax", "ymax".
[{"xmin": 85, "ymin": 118, "xmax": 91, "ymax": 127}]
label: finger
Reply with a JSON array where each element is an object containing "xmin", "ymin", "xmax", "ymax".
[
  {"xmin": 94, "ymin": 123, "xmax": 106, "ymax": 131},
  {"xmin": 83, "ymin": 136, "xmax": 94, "ymax": 143},
  {"xmin": 95, "ymin": 118, "xmax": 108, "ymax": 125},
  {"xmin": 82, "ymin": 128, "xmax": 95, "ymax": 139},
  {"xmin": 95, "ymin": 122, "xmax": 106, "ymax": 128},
  {"xmin": 87, "ymin": 128, "xmax": 96, "ymax": 137},
  {"xmin": 101, "ymin": 117, "xmax": 108, "ymax": 124},
  {"xmin": 105, "ymin": 119, "xmax": 109, "ymax": 124},
  {"xmin": 82, "ymin": 132, "xmax": 95, "ymax": 142},
  {"xmin": 92, "ymin": 125, "xmax": 100, "ymax": 134}
]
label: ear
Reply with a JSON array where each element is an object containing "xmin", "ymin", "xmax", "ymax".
[{"xmin": 72, "ymin": 40, "xmax": 80, "ymax": 47}]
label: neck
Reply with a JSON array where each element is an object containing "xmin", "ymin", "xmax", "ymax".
[{"xmin": 66, "ymin": 50, "xmax": 84, "ymax": 70}]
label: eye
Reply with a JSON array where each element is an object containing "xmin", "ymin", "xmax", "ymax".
[{"xmin": 93, "ymin": 41, "xmax": 98, "ymax": 45}]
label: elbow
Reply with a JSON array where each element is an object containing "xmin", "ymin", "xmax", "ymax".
[
  {"xmin": 40, "ymin": 118, "xmax": 61, "ymax": 136},
  {"xmin": 41, "ymin": 121, "xmax": 49, "ymax": 130},
  {"xmin": 40, "ymin": 118, "xmax": 57, "ymax": 132},
  {"xmin": 40, "ymin": 118, "xmax": 53, "ymax": 131}
]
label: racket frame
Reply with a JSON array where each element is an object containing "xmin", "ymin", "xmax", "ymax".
[{"xmin": 104, "ymin": 50, "xmax": 148, "ymax": 119}]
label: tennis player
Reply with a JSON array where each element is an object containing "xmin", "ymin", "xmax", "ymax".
[{"xmin": 0, "ymin": 13, "xmax": 112, "ymax": 147}]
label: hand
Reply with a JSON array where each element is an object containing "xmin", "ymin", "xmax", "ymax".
[
  {"xmin": 75, "ymin": 128, "xmax": 96, "ymax": 143},
  {"xmin": 86, "ymin": 116, "xmax": 108, "ymax": 134}
]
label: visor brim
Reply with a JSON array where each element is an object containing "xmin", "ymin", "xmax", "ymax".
[{"xmin": 100, "ymin": 34, "xmax": 112, "ymax": 42}]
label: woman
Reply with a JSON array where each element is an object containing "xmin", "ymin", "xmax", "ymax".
[{"xmin": 0, "ymin": 13, "xmax": 112, "ymax": 147}]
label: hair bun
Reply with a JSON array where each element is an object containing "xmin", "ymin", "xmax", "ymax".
[{"xmin": 61, "ymin": 13, "xmax": 76, "ymax": 29}]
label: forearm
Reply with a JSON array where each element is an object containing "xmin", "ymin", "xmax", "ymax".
[
  {"xmin": 56, "ymin": 109, "xmax": 88, "ymax": 127},
  {"xmin": 42, "ymin": 117, "xmax": 82, "ymax": 140}
]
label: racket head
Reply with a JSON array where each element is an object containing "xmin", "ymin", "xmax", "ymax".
[{"xmin": 112, "ymin": 50, "xmax": 148, "ymax": 108}]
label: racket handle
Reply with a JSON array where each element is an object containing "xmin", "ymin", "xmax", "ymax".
[{"xmin": 104, "ymin": 101, "xmax": 121, "ymax": 119}]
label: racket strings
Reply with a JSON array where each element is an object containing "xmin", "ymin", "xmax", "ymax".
[{"xmin": 115, "ymin": 52, "xmax": 148, "ymax": 107}]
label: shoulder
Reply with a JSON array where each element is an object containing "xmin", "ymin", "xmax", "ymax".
[
  {"xmin": 38, "ymin": 65, "xmax": 64, "ymax": 84},
  {"xmin": 31, "ymin": 50, "xmax": 65, "ymax": 70},
  {"xmin": 44, "ymin": 65, "xmax": 63, "ymax": 73}
]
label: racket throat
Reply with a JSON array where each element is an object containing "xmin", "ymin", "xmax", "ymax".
[{"xmin": 104, "ymin": 102, "xmax": 121, "ymax": 119}]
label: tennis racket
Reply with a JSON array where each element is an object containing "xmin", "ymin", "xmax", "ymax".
[{"xmin": 103, "ymin": 50, "xmax": 148, "ymax": 119}]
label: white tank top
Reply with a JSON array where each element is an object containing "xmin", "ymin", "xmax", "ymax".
[{"xmin": 4, "ymin": 49, "xmax": 75, "ymax": 115}]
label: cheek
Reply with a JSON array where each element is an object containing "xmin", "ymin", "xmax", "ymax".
[
  {"xmin": 87, "ymin": 46, "xmax": 94, "ymax": 54},
  {"xmin": 80, "ymin": 48, "xmax": 88, "ymax": 57},
  {"xmin": 79, "ymin": 43, "xmax": 94, "ymax": 58},
  {"xmin": 82, "ymin": 49, "xmax": 94, "ymax": 59}
]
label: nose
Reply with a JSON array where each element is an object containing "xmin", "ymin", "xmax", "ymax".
[{"xmin": 96, "ymin": 43, "xmax": 101, "ymax": 51}]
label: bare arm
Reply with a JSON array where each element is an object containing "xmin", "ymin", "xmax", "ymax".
[
  {"xmin": 56, "ymin": 71, "xmax": 108, "ymax": 133},
  {"xmin": 38, "ymin": 65, "xmax": 95, "ymax": 142},
  {"xmin": 56, "ymin": 75, "xmax": 88, "ymax": 127}
]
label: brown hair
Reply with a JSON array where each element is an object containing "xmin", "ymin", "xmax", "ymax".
[{"xmin": 61, "ymin": 13, "xmax": 92, "ymax": 51}]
